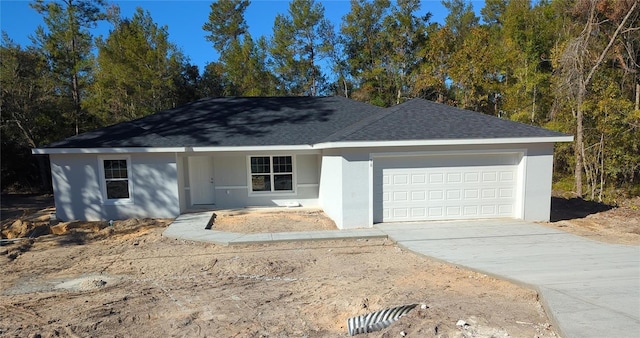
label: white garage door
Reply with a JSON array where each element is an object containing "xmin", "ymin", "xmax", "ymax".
[{"xmin": 374, "ymin": 154, "xmax": 521, "ymax": 223}]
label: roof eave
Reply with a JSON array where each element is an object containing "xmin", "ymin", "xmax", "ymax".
[
  {"xmin": 190, "ymin": 145, "xmax": 316, "ymax": 152},
  {"xmin": 32, "ymin": 136, "xmax": 573, "ymax": 154},
  {"xmin": 313, "ymin": 136, "xmax": 574, "ymax": 149},
  {"xmin": 32, "ymin": 147, "xmax": 187, "ymax": 155},
  {"xmin": 32, "ymin": 144, "xmax": 317, "ymax": 155}
]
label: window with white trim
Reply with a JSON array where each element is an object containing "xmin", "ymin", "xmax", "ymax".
[
  {"xmin": 100, "ymin": 157, "xmax": 132, "ymax": 202},
  {"xmin": 249, "ymin": 156, "xmax": 294, "ymax": 192}
]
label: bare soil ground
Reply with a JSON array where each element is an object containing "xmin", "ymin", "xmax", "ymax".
[
  {"xmin": 544, "ymin": 195, "xmax": 640, "ymax": 245},
  {"xmin": 213, "ymin": 209, "xmax": 338, "ymax": 233},
  {"xmin": 1, "ymin": 193, "xmax": 638, "ymax": 337}
]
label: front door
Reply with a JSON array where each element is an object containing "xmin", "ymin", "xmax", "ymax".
[{"xmin": 189, "ymin": 156, "xmax": 215, "ymax": 205}]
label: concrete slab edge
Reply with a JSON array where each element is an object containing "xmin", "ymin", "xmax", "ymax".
[
  {"xmin": 387, "ymin": 237, "xmax": 567, "ymax": 338},
  {"xmin": 229, "ymin": 231, "xmax": 387, "ymax": 245},
  {"xmin": 162, "ymin": 228, "xmax": 388, "ymax": 246}
]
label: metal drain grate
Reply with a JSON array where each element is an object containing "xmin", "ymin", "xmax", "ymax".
[{"xmin": 347, "ymin": 303, "xmax": 418, "ymax": 336}]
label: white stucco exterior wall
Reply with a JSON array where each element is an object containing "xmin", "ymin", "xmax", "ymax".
[
  {"xmin": 340, "ymin": 149, "xmax": 373, "ymax": 229},
  {"xmin": 50, "ymin": 153, "xmax": 180, "ymax": 221},
  {"xmin": 520, "ymin": 143, "xmax": 555, "ymax": 221},
  {"xmin": 47, "ymin": 142, "xmax": 557, "ymax": 225},
  {"xmin": 183, "ymin": 151, "xmax": 321, "ymax": 210},
  {"xmin": 323, "ymin": 143, "xmax": 557, "ymax": 228},
  {"xmin": 318, "ymin": 150, "xmax": 344, "ymax": 228}
]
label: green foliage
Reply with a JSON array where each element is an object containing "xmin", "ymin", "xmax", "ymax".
[
  {"xmin": 3, "ymin": 0, "xmax": 639, "ymax": 199},
  {"xmin": 0, "ymin": 35, "xmax": 59, "ymax": 191},
  {"xmin": 203, "ymin": 0, "xmax": 275, "ymax": 96},
  {"xmin": 442, "ymin": 0, "xmax": 479, "ymax": 40},
  {"xmin": 1, "ymin": 35, "xmax": 58, "ymax": 148},
  {"xmin": 86, "ymin": 7, "xmax": 184, "ymax": 125},
  {"xmin": 340, "ymin": 0, "xmax": 392, "ymax": 105},
  {"xmin": 30, "ymin": 0, "xmax": 107, "ymax": 135},
  {"xmin": 381, "ymin": 0, "xmax": 428, "ymax": 105},
  {"xmin": 270, "ymin": 0, "xmax": 331, "ymax": 96},
  {"xmin": 203, "ymin": 0, "xmax": 249, "ymax": 52},
  {"xmin": 412, "ymin": 25, "xmax": 454, "ymax": 103}
]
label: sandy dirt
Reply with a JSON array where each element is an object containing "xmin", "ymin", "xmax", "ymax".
[
  {"xmin": 213, "ymin": 209, "xmax": 338, "ymax": 233},
  {"xmin": 1, "ymin": 193, "xmax": 638, "ymax": 337},
  {"xmin": 544, "ymin": 196, "xmax": 640, "ymax": 245}
]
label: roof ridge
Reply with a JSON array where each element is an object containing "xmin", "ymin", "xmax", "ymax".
[{"xmin": 317, "ymin": 99, "xmax": 414, "ymax": 143}]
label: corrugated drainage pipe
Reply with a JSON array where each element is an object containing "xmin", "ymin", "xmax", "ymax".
[{"xmin": 347, "ymin": 303, "xmax": 418, "ymax": 336}]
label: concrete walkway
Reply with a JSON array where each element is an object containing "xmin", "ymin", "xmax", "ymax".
[
  {"xmin": 376, "ymin": 219, "xmax": 640, "ymax": 338},
  {"xmin": 162, "ymin": 211, "xmax": 387, "ymax": 245},
  {"xmin": 164, "ymin": 213, "xmax": 639, "ymax": 338}
]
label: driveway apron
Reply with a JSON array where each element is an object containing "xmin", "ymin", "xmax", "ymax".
[{"xmin": 376, "ymin": 219, "xmax": 640, "ymax": 338}]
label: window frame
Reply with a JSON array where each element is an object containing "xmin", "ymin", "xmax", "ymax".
[
  {"xmin": 247, "ymin": 155, "xmax": 296, "ymax": 196},
  {"xmin": 98, "ymin": 155, "xmax": 134, "ymax": 205}
]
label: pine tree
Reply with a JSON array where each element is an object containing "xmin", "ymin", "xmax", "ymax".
[
  {"xmin": 203, "ymin": 0, "xmax": 274, "ymax": 96},
  {"xmin": 270, "ymin": 0, "xmax": 332, "ymax": 96},
  {"xmin": 30, "ymin": 0, "xmax": 107, "ymax": 135},
  {"xmin": 341, "ymin": 0, "xmax": 392, "ymax": 105},
  {"xmin": 87, "ymin": 7, "xmax": 184, "ymax": 124}
]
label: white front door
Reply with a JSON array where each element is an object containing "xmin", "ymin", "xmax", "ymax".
[
  {"xmin": 189, "ymin": 156, "xmax": 215, "ymax": 205},
  {"xmin": 374, "ymin": 153, "xmax": 521, "ymax": 223}
]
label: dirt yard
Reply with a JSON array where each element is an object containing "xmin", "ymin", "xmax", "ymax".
[
  {"xmin": 1, "ymin": 194, "xmax": 638, "ymax": 337},
  {"xmin": 544, "ymin": 196, "xmax": 640, "ymax": 245}
]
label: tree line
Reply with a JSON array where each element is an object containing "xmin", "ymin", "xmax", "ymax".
[{"xmin": 1, "ymin": 0, "xmax": 638, "ymax": 202}]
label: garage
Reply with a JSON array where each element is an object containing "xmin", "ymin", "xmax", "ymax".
[{"xmin": 373, "ymin": 153, "xmax": 523, "ymax": 223}]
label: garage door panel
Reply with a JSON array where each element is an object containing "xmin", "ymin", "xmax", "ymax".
[
  {"xmin": 429, "ymin": 190, "xmax": 443, "ymax": 200},
  {"xmin": 411, "ymin": 191, "xmax": 426, "ymax": 201},
  {"xmin": 429, "ymin": 173, "xmax": 444, "ymax": 183},
  {"xmin": 393, "ymin": 174, "xmax": 409, "ymax": 184},
  {"xmin": 463, "ymin": 205, "xmax": 478, "ymax": 216},
  {"xmin": 376, "ymin": 154, "xmax": 520, "ymax": 222},
  {"xmin": 446, "ymin": 189, "xmax": 461, "ymax": 200},
  {"xmin": 393, "ymin": 191, "xmax": 408, "ymax": 201},
  {"xmin": 500, "ymin": 171, "xmax": 515, "ymax": 181},
  {"xmin": 393, "ymin": 208, "xmax": 408, "ymax": 218},
  {"xmin": 464, "ymin": 172, "xmax": 479, "ymax": 182},
  {"xmin": 499, "ymin": 188, "xmax": 514, "ymax": 198},
  {"xmin": 412, "ymin": 174, "xmax": 426, "ymax": 184},
  {"xmin": 411, "ymin": 208, "xmax": 425, "ymax": 217},
  {"xmin": 464, "ymin": 189, "xmax": 479, "ymax": 199}
]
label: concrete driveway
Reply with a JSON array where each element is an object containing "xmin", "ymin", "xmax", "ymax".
[{"xmin": 376, "ymin": 219, "xmax": 640, "ymax": 338}]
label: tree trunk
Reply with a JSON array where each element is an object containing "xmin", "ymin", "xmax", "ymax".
[
  {"xmin": 342, "ymin": 77, "xmax": 349, "ymax": 98},
  {"xmin": 571, "ymin": 0, "xmax": 636, "ymax": 198},
  {"xmin": 575, "ymin": 106, "xmax": 584, "ymax": 197},
  {"xmin": 599, "ymin": 133, "xmax": 605, "ymax": 202},
  {"xmin": 636, "ymin": 83, "xmax": 640, "ymax": 110}
]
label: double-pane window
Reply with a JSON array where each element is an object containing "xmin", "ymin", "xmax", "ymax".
[
  {"xmin": 103, "ymin": 159, "xmax": 130, "ymax": 199},
  {"xmin": 250, "ymin": 156, "xmax": 293, "ymax": 192}
]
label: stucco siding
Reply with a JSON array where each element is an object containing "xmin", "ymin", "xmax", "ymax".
[
  {"xmin": 187, "ymin": 152, "xmax": 321, "ymax": 210},
  {"xmin": 49, "ymin": 143, "xmax": 556, "ymax": 224},
  {"xmin": 50, "ymin": 153, "xmax": 180, "ymax": 221},
  {"xmin": 296, "ymin": 154, "xmax": 320, "ymax": 184},
  {"xmin": 318, "ymin": 150, "xmax": 343, "ymax": 228},
  {"xmin": 50, "ymin": 154, "xmax": 103, "ymax": 221},
  {"xmin": 520, "ymin": 143, "xmax": 555, "ymax": 221},
  {"xmin": 332, "ymin": 143, "xmax": 556, "ymax": 227},
  {"xmin": 128, "ymin": 153, "xmax": 180, "ymax": 219},
  {"xmin": 340, "ymin": 149, "xmax": 372, "ymax": 229}
]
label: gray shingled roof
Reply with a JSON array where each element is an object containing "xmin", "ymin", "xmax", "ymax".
[
  {"xmin": 45, "ymin": 97, "xmax": 568, "ymax": 149},
  {"xmin": 47, "ymin": 96, "xmax": 383, "ymax": 148},
  {"xmin": 322, "ymin": 98, "xmax": 569, "ymax": 142}
]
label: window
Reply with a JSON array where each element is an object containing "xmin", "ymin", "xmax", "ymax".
[
  {"xmin": 100, "ymin": 157, "xmax": 132, "ymax": 202},
  {"xmin": 249, "ymin": 156, "xmax": 294, "ymax": 193}
]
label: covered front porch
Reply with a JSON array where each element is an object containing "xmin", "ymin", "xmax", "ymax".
[{"xmin": 176, "ymin": 151, "xmax": 322, "ymax": 213}]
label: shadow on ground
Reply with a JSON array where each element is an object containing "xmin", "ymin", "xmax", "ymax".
[
  {"xmin": 1, "ymin": 193, "xmax": 54, "ymax": 224},
  {"xmin": 550, "ymin": 197, "xmax": 613, "ymax": 222}
]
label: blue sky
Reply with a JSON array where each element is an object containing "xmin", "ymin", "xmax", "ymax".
[{"xmin": 1, "ymin": 0, "xmax": 485, "ymax": 72}]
